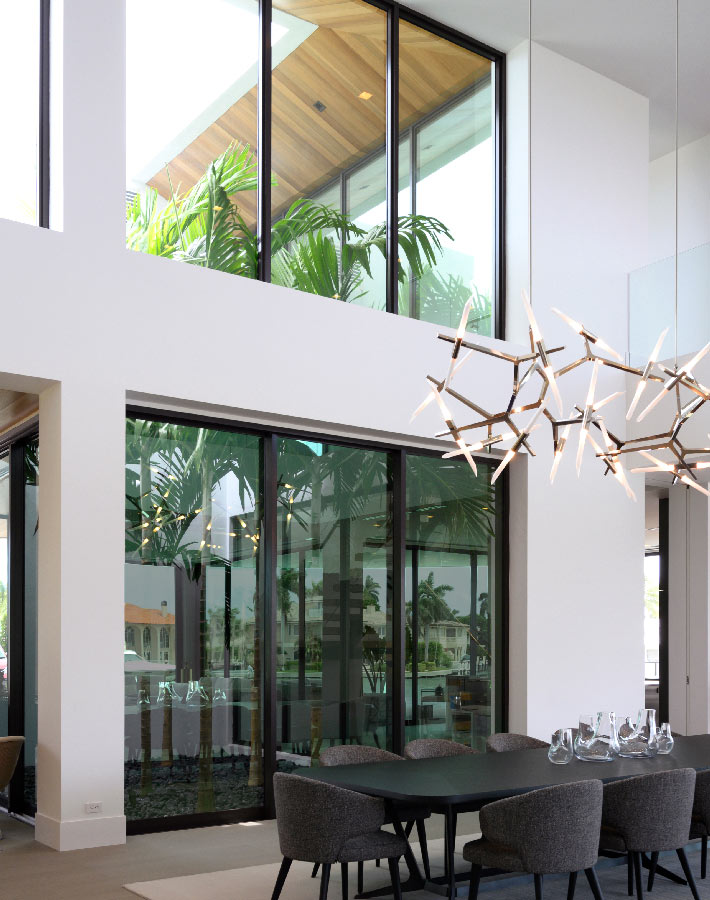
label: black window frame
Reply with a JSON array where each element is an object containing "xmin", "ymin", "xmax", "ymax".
[
  {"xmin": 0, "ymin": 0, "xmax": 51, "ymax": 229},
  {"xmin": 261, "ymin": 0, "xmax": 506, "ymax": 336},
  {"xmin": 0, "ymin": 423, "xmax": 39, "ymax": 819},
  {"xmin": 128, "ymin": 0, "xmax": 506, "ymax": 338},
  {"xmin": 125, "ymin": 404, "xmax": 509, "ymax": 834},
  {"xmin": 38, "ymin": 0, "xmax": 51, "ymax": 229}
]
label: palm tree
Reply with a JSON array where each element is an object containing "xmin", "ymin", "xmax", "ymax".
[
  {"xmin": 277, "ymin": 568, "xmax": 299, "ymax": 665},
  {"xmin": 127, "ymin": 143, "xmax": 453, "ymax": 305},
  {"xmin": 416, "ymin": 572, "xmax": 455, "ymax": 664},
  {"xmin": 363, "ymin": 575, "xmax": 381, "ymax": 610}
]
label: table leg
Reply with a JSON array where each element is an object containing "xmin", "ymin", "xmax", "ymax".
[{"xmin": 445, "ymin": 806, "xmax": 457, "ymax": 900}]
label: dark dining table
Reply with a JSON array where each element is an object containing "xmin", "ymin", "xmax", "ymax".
[{"xmin": 300, "ymin": 734, "xmax": 710, "ymax": 899}]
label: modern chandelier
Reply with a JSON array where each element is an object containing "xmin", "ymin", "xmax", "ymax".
[{"xmin": 412, "ymin": 0, "xmax": 710, "ymax": 501}]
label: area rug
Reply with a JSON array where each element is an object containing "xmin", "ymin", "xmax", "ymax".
[
  {"xmin": 124, "ymin": 840, "xmax": 705, "ymax": 900},
  {"xmin": 124, "ymin": 834, "xmax": 469, "ymax": 899}
]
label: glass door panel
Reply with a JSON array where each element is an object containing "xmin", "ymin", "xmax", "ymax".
[
  {"xmin": 0, "ymin": 453, "xmax": 8, "ymax": 809},
  {"xmin": 275, "ymin": 439, "xmax": 393, "ymax": 768},
  {"xmin": 23, "ymin": 440, "xmax": 39, "ymax": 811},
  {"xmin": 405, "ymin": 454, "xmax": 495, "ymax": 751},
  {"xmin": 124, "ymin": 420, "xmax": 264, "ymax": 822}
]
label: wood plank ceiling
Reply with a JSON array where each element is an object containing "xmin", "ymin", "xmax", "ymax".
[
  {"xmin": 0, "ymin": 391, "xmax": 38, "ymax": 438},
  {"xmin": 148, "ymin": 0, "xmax": 490, "ymax": 226}
]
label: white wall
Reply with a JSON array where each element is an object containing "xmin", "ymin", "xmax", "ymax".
[
  {"xmin": 649, "ymin": 132, "xmax": 710, "ymax": 261},
  {"xmin": 506, "ymin": 43, "xmax": 648, "ymax": 739},
  {"xmin": 0, "ymin": 9, "xmax": 649, "ymax": 847}
]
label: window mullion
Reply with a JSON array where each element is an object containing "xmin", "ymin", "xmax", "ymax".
[{"xmin": 385, "ymin": 3, "xmax": 400, "ymax": 315}]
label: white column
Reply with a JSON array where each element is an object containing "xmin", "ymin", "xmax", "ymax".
[
  {"xmin": 668, "ymin": 485, "xmax": 710, "ymax": 734},
  {"xmin": 36, "ymin": 380, "xmax": 126, "ymax": 850}
]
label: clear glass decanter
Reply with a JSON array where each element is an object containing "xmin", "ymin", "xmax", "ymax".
[
  {"xmin": 656, "ymin": 722, "xmax": 674, "ymax": 755},
  {"xmin": 618, "ymin": 709, "xmax": 658, "ymax": 758},
  {"xmin": 574, "ymin": 711, "xmax": 619, "ymax": 761},
  {"xmin": 548, "ymin": 728, "xmax": 574, "ymax": 764}
]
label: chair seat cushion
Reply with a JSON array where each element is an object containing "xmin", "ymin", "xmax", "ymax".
[
  {"xmin": 463, "ymin": 837, "xmax": 525, "ymax": 872},
  {"xmin": 338, "ymin": 829, "xmax": 408, "ymax": 863}
]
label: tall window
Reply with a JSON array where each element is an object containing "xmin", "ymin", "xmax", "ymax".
[
  {"xmin": 125, "ymin": 420, "xmax": 264, "ymax": 824},
  {"xmin": 0, "ymin": 2, "xmax": 47, "ymax": 226},
  {"xmin": 125, "ymin": 414, "xmax": 504, "ymax": 829},
  {"xmin": 275, "ymin": 439, "xmax": 393, "ymax": 766},
  {"xmin": 125, "ymin": 1, "xmax": 502, "ymax": 335},
  {"xmin": 405, "ymin": 453, "xmax": 500, "ymax": 750}
]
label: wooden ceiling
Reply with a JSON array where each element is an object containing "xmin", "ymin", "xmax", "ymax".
[
  {"xmin": 0, "ymin": 390, "xmax": 38, "ymax": 437},
  {"xmin": 148, "ymin": 0, "xmax": 490, "ymax": 225}
]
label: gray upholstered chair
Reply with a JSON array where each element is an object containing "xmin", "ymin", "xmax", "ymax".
[
  {"xmin": 486, "ymin": 732, "xmax": 550, "ymax": 753},
  {"xmin": 690, "ymin": 769, "xmax": 710, "ymax": 879},
  {"xmin": 464, "ymin": 779, "xmax": 605, "ymax": 900},
  {"xmin": 403, "ymin": 738, "xmax": 476, "ymax": 759},
  {"xmin": 599, "ymin": 768, "xmax": 699, "ymax": 900},
  {"xmin": 0, "ymin": 736, "xmax": 24, "ymax": 839},
  {"xmin": 317, "ymin": 745, "xmax": 431, "ymax": 887},
  {"xmin": 272, "ymin": 773, "xmax": 407, "ymax": 900}
]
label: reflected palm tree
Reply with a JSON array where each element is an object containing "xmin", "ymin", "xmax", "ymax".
[{"xmin": 409, "ymin": 572, "xmax": 454, "ymax": 664}]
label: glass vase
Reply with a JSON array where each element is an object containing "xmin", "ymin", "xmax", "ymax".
[
  {"xmin": 548, "ymin": 728, "xmax": 574, "ymax": 764},
  {"xmin": 618, "ymin": 709, "xmax": 658, "ymax": 758},
  {"xmin": 574, "ymin": 711, "xmax": 619, "ymax": 761},
  {"xmin": 656, "ymin": 722, "xmax": 674, "ymax": 755}
]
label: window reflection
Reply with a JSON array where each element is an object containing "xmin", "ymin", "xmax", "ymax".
[
  {"xmin": 275, "ymin": 439, "xmax": 393, "ymax": 767},
  {"xmin": 124, "ymin": 420, "xmax": 264, "ymax": 821},
  {"xmin": 405, "ymin": 454, "xmax": 496, "ymax": 751}
]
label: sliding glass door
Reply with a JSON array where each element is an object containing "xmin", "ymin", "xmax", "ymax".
[
  {"xmin": 0, "ymin": 436, "xmax": 39, "ymax": 816},
  {"xmin": 275, "ymin": 438, "xmax": 393, "ymax": 768},
  {"xmin": 404, "ymin": 453, "xmax": 496, "ymax": 751},
  {"xmin": 124, "ymin": 421, "xmax": 265, "ymax": 826},
  {"xmin": 125, "ymin": 414, "xmax": 504, "ymax": 829}
]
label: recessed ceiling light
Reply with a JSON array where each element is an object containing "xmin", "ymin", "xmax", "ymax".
[{"xmin": 358, "ymin": 91, "xmax": 373, "ymax": 100}]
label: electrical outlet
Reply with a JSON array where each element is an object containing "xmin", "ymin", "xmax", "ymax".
[{"xmin": 85, "ymin": 801, "xmax": 102, "ymax": 815}]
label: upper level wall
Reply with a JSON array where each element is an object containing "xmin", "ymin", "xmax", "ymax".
[{"xmin": 649, "ymin": 132, "xmax": 710, "ymax": 261}]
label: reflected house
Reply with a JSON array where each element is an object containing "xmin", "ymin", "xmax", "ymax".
[
  {"xmin": 427, "ymin": 620, "xmax": 469, "ymax": 664},
  {"xmin": 124, "ymin": 603, "xmax": 176, "ymax": 665}
]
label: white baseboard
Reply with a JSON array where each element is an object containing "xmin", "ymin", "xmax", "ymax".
[{"xmin": 35, "ymin": 812, "xmax": 126, "ymax": 851}]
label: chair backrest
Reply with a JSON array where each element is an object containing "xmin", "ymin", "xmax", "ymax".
[
  {"xmin": 693, "ymin": 769, "xmax": 710, "ymax": 828},
  {"xmin": 486, "ymin": 732, "xmax": 550, "ymax": 753},
  {"xmin": 0, "ymin": 737, "xmax": 24, "ymax": 791},
  {"xmin": 273, "ymin": 773, "xmax": 384, "ymax": 864},
  {"xmin": 480, "ymin": 779, "xmax": 603, "ymax": 874},
  {"xmin": 320, "ymin": 745, "xmax": 402, "ymax": 766},
  {"xmin": 602, "ymin": 768, "xmax": 696, "ymax": 851},
  {"xmin": 403, "ymin": 738, "xmax": 475, "ymax": 759}
]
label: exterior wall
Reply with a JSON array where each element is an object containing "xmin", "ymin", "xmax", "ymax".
[{"xmin": 0, "ymin": 6, "xmax": 648, "ymax": 848}]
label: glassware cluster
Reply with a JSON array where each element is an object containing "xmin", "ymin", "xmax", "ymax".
[{"xmin": 548, "ymin": 709, "xmax": 674, "ymax": 764}]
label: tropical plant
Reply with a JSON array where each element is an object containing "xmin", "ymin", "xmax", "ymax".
[
  {"xmin": 362, "ymin": 625, "xmax": 387, "ymax": 693},
  {"xmin": 127, "ymin": 143, "xmax": 453, "ymax": 306},
  {"xmin": 363, "ymin": 575, "xmax": 381, "ymax": 610},
  {"xmin": 407, "ymin": 571, "xmax": 455, "ymax": 664},
  {"xmin": 277, "ymin": 567, "xmax": 299, "ymax": 663}
]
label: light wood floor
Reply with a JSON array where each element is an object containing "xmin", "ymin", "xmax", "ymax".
[{"xmin": 1, "ymin": 811, "xmax": 480, "ymax": 900}]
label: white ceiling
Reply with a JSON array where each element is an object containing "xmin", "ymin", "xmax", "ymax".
[{"xmin": 406, "ymin": 0, "xmax": 710, "ymax": 159}]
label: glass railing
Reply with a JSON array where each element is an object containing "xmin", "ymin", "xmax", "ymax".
[{"xmin": 628, "ymin": 242, "xmax": 710, "ymax": 367}]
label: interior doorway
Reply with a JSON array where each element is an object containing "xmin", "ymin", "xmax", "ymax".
[
  {"xmin": 0, "ymin": 430, "xmax": 38, "ymax": 818},
  {"xmin": 644, "ymin": 487, "xmax": 668, "ymax": 722}
]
